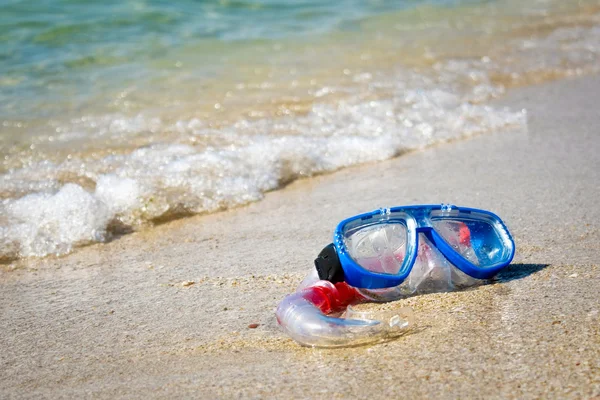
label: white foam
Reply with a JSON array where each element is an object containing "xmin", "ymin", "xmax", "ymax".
[
  {"xmin": 12, "ymin": 24, "xmax": 587, "ymax": 260},
  {"xmin": 1, "ymin": 184, "xmax": 110, "ymax": 259},
  {"xmin": 94, "ymin": 175, "xmax": 141, "ymax": 225},
  {"xmin": 0, "ymin": 92, "xmax": 525, "ymax": 260}
]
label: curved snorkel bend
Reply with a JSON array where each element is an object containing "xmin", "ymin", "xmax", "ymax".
[{"xmin": 275, "ymin": 280, "xmax": 413, "ymax": 348}]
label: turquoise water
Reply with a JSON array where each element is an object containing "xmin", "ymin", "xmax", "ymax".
[
  {"xmin": 0, "ymin": 0, "xmax": 471, "ymax": 122},
  {"xmin": 1, "ymin": 0, "xmax": 599, "ymax": 261}
]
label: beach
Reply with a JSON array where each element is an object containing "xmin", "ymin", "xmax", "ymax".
[{"xmin": 1, "ymin": 74, "xmax": 599, "ymax": 398}]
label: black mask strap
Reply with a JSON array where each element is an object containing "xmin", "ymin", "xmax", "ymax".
[{"xmin": 314, "ymin": 243, "xmax": 345, "ymax": 284}]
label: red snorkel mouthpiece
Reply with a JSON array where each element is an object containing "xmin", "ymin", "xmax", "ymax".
[{"xmin": 300, "ymin": 281, "xmax": 361, "ymax": 314}]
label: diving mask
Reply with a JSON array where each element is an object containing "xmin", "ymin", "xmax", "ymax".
[{"xmin": 316, "ymin": 204, "xmax": 515, "ymax": 289}]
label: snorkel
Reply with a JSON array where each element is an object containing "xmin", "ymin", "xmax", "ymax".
[
  {"xmin": 275, "ymin": 270, "xmax": 414, "ymax": 348},
  {"xmin": 275, "ymin": 244, "xmax": 414, "ymax": 348}
]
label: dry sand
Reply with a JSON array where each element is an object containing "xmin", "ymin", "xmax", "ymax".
[{"xmin": 1, "ymin": 75, "xmax": 599, "ymax": 399}]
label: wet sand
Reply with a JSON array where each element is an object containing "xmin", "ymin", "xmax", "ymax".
[{"xmin": 1, "ymin": 75, "xmax": 599, "ymax": 399}]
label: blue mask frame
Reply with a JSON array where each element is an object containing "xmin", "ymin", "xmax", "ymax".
[{"xmin": 333, "ymin": 204, "xmax": 516, "ymax": 289}]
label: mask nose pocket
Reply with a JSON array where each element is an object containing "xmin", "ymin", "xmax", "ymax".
[{"xmin": 399, "ymin": 233, "xmax": 454, "ymax": 295}]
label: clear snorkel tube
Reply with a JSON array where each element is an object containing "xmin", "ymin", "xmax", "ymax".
[{"xmin": 275, "ymin": 270, "xmax": 414, "ymax": 348}]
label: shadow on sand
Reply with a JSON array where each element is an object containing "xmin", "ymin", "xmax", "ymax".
[{"xmin": 493, "ymin": 263, "xmax": 549, "ymax": 283}]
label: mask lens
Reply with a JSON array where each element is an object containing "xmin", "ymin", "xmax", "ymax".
[
  {"xmin": 431, "ymin": 218, "xmax": 509, "ymax": 267},
  {"xmin": 344, "ymin": 223, "xmax": 408, "ymax": 275}
]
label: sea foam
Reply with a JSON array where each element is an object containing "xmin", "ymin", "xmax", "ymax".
[
  {"xmin": 3, "ymin": 1, "xmax": 600, "ymax": 261},
  {"xmin": 0, "ymin": 76, "xmax": 526, "ymax": 260},
  {"xmin": 7, "ymin": 8, "xmax": 600, "ymax": 260}
]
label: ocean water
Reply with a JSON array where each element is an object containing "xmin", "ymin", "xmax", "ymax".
[{"xmin": 1, "ymin": 0, "xmax": 600, "ymax": 261}]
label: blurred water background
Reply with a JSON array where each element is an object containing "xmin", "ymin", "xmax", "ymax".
[{"xmin": 1, "ymin": 0, "xmax": 599, "ymax": 260}]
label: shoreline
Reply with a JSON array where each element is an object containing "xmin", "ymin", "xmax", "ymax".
[
  {"xmin": 3, "ymin": 1, "xmax": 600, "ymax": 262},
  {"xmin": 1, "ymin": 74, "xmax": 599, "ymax": 398}
]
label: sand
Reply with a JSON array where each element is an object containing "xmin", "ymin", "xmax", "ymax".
[{"xmin": 1, "ymin": 75, "xmax": 599, "ymax": 399}]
